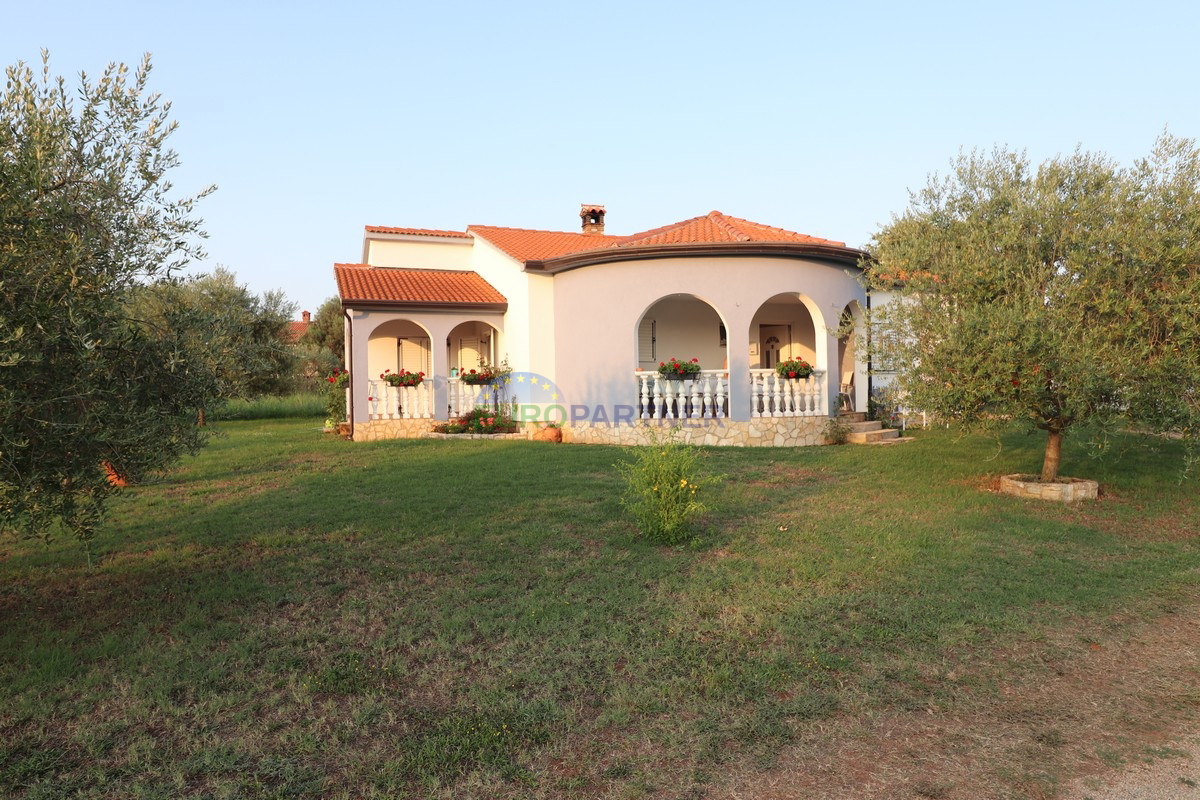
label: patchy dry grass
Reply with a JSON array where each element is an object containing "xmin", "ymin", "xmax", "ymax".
[{"xmin": 1, "ymin": 420, "xmax": 1198, "ymax": 798}]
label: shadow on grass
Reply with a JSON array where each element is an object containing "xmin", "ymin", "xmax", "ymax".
[{"xmin": 2, "ymin": 420, "xmax": 1198, "ymax": 797}]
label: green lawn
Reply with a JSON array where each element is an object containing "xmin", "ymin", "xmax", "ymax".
[{"xmin": 1, "ymin": 421, "xmax": 1198, "ymax": 798}]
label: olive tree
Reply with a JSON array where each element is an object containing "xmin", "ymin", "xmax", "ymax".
[
  {"xmin": 301, "ymin": 295, "xmax": 345, "ymax": 361},
  {"xmin": 131, "ymin": 268, "xmax": 297, "ymax": 424},
  {"xmin": 0, "ymin": 53, "xmax": 215, "ymax": 546},
  {"xmin": 869, "ymin": 133, "xmax": 1200, "ymax": 482}
]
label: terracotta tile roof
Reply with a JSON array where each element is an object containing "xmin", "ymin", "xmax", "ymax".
[
  {"xmin": 467, "ymin": 225, "xmax": 621, "ymax": 262},
  {"xmin": 614, "ymin": 211, "xmax": 846, "ymax": 248},
  {"xmin": 364, "ymin": 225, "xmax": 471, "ymax": 238},
  {"xmin": 334, "ymin": 264, "xmax": 506, "ymax": 307},
  {"xmin": 468, "ymin": 211, "xmax": 844, "ymax": 264},
  {"xmin": 286, "ymin": 320, "xmax": 310, "ymax": 344}
]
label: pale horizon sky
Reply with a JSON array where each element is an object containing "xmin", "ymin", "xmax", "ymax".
[{"xmin": 6, "ymin": 1, "xmax": 1199, "ymax": 316}]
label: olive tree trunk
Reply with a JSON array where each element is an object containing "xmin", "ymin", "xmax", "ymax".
[{"xmin": 1040, "ymin": 430, "xmax": 1063, "ymax": 482}]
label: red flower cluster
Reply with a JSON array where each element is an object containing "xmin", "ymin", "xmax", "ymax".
[
  {"xmin": 658, "ymin": 357, "xmax": 702, "ymax": 377},
  {"xmin": 326, "ymin": 367, "xmax": 350, "ymax": 388},
  {"xmin": 381, "ymin": 369, "xmax": 425, "ymax": 387},
  {"xmin": 775, "ymin": 358, "xmax": 813, "ymax": 380}
]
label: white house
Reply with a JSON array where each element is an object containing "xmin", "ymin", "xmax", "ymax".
[{"xmin": 335, "ymin": 206, "xmax": 874, "ymax": 446}]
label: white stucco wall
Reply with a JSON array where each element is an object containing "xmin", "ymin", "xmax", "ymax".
[
  {"xmin": 465, "ymin": 236, "xmax": 554, "ymax": 376},
  {"xmin": 365, "ymin": 237, "xmax": 473, "ymax": 270},
  {"xmin": 551, "ymin": 255, "xmax": 867, "ymax": 421}
]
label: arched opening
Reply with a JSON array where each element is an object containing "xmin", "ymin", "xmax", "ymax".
[
  {"xmin": 365, "ymin": 319, "xmax": 435, "ymax": 420},
  {"xmin": 748, "ymin": 293, "xmax": 820, "ymax": 368},
  {"xmin": 446, "ymin": 320, "xmax": 501, "ymax": 376},
  {"xmin": 368, "ymin": 319, "xmax": 433, "ymax": 379},
  {"xmin": 634, "ymin": 294, "xmax": 729, "ymax": 420},
  {"xmin": 837, "ymin": 302, "xmax": 863, "ymax": 411},
  {"xmin": 635, "ymin": 294, "xmax": 726, "ymax": 372},
  {"xmin": 747, "ymin": 293, "xmax": 828, "ymax": 418}
]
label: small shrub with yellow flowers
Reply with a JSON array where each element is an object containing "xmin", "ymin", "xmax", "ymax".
[{"xmin": 615, "ymin": 428, "xmax": 720, "ymax": 545}]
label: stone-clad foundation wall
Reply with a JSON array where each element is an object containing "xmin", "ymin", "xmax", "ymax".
[
  {"xmin": 563, "ymin": 418, "xmax": 828, "ymax": 447},
  {"xmin": 352, "ymin": 417, "xmax": 830, "ymax": 447}
]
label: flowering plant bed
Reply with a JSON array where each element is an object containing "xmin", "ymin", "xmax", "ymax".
[
  {"xmin": 432, "ymin": 407, "xmax": 519, "ymax": 434},
  {"xmin": 460, "ymin": 369, "xmax": 500, "ymax": 385},
  {"xmin": 658, "ymin": 357, "xmax": 701, "ymax": 378},
  {"xmin": 775, "ymin": 358, "xmax": 813, "ymax": 379},
  {"xmin": 381, "ymin": 369, "xmax": 424, "ymax": 387},
  {"xmin": 459, "ymin": 358, "xmax": 511, "ymax": 385}
]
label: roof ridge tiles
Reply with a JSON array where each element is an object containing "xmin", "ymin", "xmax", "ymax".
[
  {"xmin": 708, "ymin": 211, "xmax": 753, "ymax": 242},
  {"xmin": 364, "ymin": 225, "xmax": 470, "ymax": 238},
  {"xmin": 334, "ymin": 262, "xmax": 478, "ymax": 274},
  {"xmin": 610, "ymin": 212, "xmax": 715, "ymax": 247}
]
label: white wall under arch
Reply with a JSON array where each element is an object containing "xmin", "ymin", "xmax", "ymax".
[
  {"xmin": 367, "ymin": 319, "xmax": 431, "ymax": 381},
  {"xmin": 747, "ymin": 292, "xmax": 826, "ymax": 368},
  {"xmin": 635, "ymin": 294, "xmax": 728, "ymax": 373}
]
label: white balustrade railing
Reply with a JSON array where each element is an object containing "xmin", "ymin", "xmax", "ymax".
[
  {"xmin": 446, "ymin": 377, "xmax": 512, "ymax": 418},
  {"xmin": 636, "ymin": 370, "xmax": 729, "ymax": 420},
  {"xmin": 366, "ymin": 379, "xmax": 434, "ymax": 420},
  {"xmin": 364, "ymin": 370, "xmax": 828, "ymax": 423},
  {"xmin": 750, "ymin": 368, "xmax": 826, "ymax": 417}
]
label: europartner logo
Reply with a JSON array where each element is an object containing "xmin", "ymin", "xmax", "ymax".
[{"xmin": 492, "ymin": 372, "xmax": 723, "ymax": 428}]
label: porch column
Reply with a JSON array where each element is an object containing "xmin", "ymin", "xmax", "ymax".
[
  {"xmin": 425, "ymin": 319, "xmax": 454, "ymax": 421},
  {"xmin": 348, "ymin": 311, "xmax": 371, "ymax": 432},
  {"xmin": 820, "ymin": 326, "xmax": 840, "ymax": 416},
  {"xmin": 722, "ymin": 306, "xmax": 754, "ymax": 422},
  {"xmin": 726, "ymin": 343, "xmax": 751, "ymax": 422}
]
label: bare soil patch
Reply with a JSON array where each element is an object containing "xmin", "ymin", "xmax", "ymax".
[{"xmin": 712, "ymin": 597, "xmax": 1200, "ymax": 799}]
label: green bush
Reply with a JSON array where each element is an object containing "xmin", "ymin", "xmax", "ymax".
[
  {"xmin": 823, "ymin": 415, "xmax": 852, "ymax": 445},
  {"xmin": 616, "ymin": 430, "xmax": 719, "ymax": 545}
]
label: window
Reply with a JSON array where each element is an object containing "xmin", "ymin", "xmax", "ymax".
[{"xmin": 638, "ymin": 318, "xmax": 656, "ymax": 363}]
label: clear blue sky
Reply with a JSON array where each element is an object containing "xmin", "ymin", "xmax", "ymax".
[{"xmin": 6, "ymin": 1, "xmax": 1198, "ymax": 315}]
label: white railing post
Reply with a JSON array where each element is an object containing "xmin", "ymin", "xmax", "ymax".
[
  {"xmin": 447, "ymin": 377, "xmax": 460, "ymax": 418},
  {"xmin": 366, "ymin": 380, "xmax": 380, "ymax": 419},
  {"xmin": 635, "ymin": 370, "xmax": 734, "ymax": 421}
]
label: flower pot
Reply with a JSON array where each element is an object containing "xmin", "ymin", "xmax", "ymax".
[
  {"xmin": 102, "ymin": 461, "xmax": 128, "ymax": 487},
  {"xmin": 660, "ymin": 373, "xmax": 698, "ymax": 381},
  {"xmin": 533, "ymin": 426, "xmax": 563, "ymax": 443}
]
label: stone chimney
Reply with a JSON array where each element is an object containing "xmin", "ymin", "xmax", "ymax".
[
  {"xmin": 302, "ymin": 310, "xmax": 311, "ymax": 323},
  {"xmin": 580, "ymin": 204, "xmax": 606, "ymax": 235}
]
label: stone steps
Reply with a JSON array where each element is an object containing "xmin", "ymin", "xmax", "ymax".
[{"xmin": 840, "ymin": 414, "xmax": 901, "ymax": 444}]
